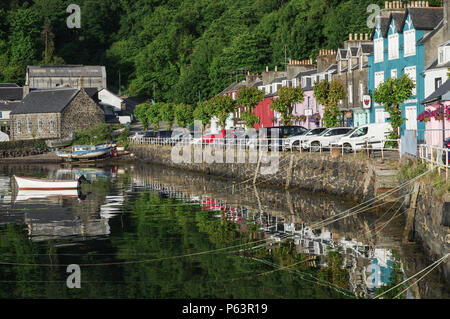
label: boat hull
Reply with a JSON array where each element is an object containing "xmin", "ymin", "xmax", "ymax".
[
  {"xmin": 14, "ymin": 176, "xmax": 79, "ymax": 190},
  {"xmin": 55, "ymin": 147, "xmax": 111, "ymax": 159}
]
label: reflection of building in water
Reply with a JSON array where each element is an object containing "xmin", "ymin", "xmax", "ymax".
[
  {"xmin": 130, "ymin": 175, "xmax": 402, "ymax": 298},
  {"xmin": 0, "ymin": 176, "xmax": 11, "ymax": 204},
  {"xmin": 0, "ymin": 185, "xmax": 111, "ymax": 241},
  {"xmin": 100, "ymin": 195, "xmax": 125, "ymax": 219}
]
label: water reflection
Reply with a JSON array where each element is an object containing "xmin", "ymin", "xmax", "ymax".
[{"xmin": 0, "ymin": 163, "xmax": 447, "ymax": 299}]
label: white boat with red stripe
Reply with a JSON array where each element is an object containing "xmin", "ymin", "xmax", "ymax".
[{"xmin": 13, "ymin": 175, "xmax": 86, "ymax": 190}]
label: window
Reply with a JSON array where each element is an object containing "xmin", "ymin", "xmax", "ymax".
[
  {"xmin": 435, "ymin": 77, "xmax": 442, "ymax": 90},
  {"xmin": 404, "ymin": 66, "xmax": 416, "ymax": 96},
  {"xmin": 388, "ymin": 34, "xmax": 399, "ymax": 60},
  {"xmin": 351, "ymin": 127, "xmax": 368, "ymax": 138},
  {"xmin": 17, "ymin": 120, "xmax": 21, "ymax": 133},
  {"xmin": 359, "ymin": 82, "xmax": 364, "ymax": 102},
  {"xmin": 405, "ymin": 106, "xmax": 417, "ymax": 130},
  {"xmin": 50, "ymin": 119, "xmax": 55, "ymax": 133},
  {"xmin": 375, "ymin": 71, "xmax": 384, "ymax": 89},
  {"xmin": 0, "ymin": 112, "xmax": 2, "ymax": 119},
  {"xmin": 439, "ymin": 47, "xmax": 444, "ymax": 64},
  {"xmin": 38, "ymin": 119, "xmax": 43, "ymax": 132},
  {"xmin": 391, "ymin": 69, "xmax": 397, "ymax": 79},
  {"xmin": 348, "ymin": 84, "xmax": 353, "ymax": 104},
  {"xmin": 27, "ymin": 119, "xmax": 32, "ymax": 133},
  {"xmin": 374, "ymin": 38, "xmax": 384, "ymax": 63},
  {"xmin": 404, "ymin": 30, "xmax": 416, "ymax": 57},
  {"xmin": 375, "ymin": 109, "xmax": 385, "ymax": 123}
]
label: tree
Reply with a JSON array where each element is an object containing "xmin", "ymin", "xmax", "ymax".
[
  {"xmin": 373, "ymin": 74, "xmax": 414, "ymax": 143},
  {"xmin": 209, "ymin": 95, "xmax": 236, "ymax": 129},
  {"xmin": 146, "ymin": 102, "xmax": 163, "ymax": 131},
  {"xmin": 159, "ymin": 102, "xmax": 175, "ymax": 130},
  {"xmin": 270, "ymin": 86, "xmax": 304, "ymax": 126},
  {"xmin": 134, "ymin": 103, "xmax": 151, "ymax": 130},
  {"xmin": 174, "ymin": 103, "xmax": 194, "ymax": 128},
  {"xmin": 236, "ymin": 86, "xmax": 265, "ymax": 128},
  {"xmin": 313, "ymin": 79, "xmax": 346, "ymax": 128},
  {"xmin": 193, "ymin": 100, "xmax": 214, "ymax": 132}
]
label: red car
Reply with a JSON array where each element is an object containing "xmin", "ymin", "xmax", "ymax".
[{"xmin": 202, "ymin": 129, "xmax": 227, "ymax": 144}]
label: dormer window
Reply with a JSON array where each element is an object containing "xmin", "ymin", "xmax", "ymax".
[
  {"xmin": 404, "ymin": 29, "xmax": 416, "ymax": 57},
  {"xmin": 438, "ymin": 46, "xmax": 448, "ymax": 65},
  {"xmin": 388, "ymin": 33, "xmax": 399, "ymax": 60},
  {"xmin": 374, "ymin": 38, "xmax": 384, "ymax": 63}
]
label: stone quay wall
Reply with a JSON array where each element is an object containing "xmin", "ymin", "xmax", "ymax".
[{"xmin": 130, "ymin": 144, "xmax": 377, "ymax": 202}]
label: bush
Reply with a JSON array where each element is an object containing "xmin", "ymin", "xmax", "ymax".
[{"xmin": 73, "ymin": 123, "xmax": 114, "ymax": 145}]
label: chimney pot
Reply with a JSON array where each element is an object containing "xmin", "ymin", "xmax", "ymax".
[
  {"xmin": 426, "ymin": 1, "xmax": 428, "ymax": 7},
  {"xmin": 275, "ymin": 65, "xmax": 277, "ymax": 72},
  {"xmin": 349, "ymin": 34, "xmax": 352, "ymax": 41},
  {"xmin": 385, "ymin": 1, "xmax": 388, "ymax": 9},
  {"xmin": 354, "ymin": 33, "xmax": 358, "ymax": 41},
  {"xmin": 266, "ymin": 66, "xmax": 268, "ymax": 72}
]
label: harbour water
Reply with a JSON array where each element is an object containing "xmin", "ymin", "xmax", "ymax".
[{"xmin": 0, "ymin": 163, "xmax": 448, "ymax": 299}]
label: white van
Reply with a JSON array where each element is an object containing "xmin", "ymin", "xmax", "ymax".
[{"xmin": 332, "ymin": 123, "xmax": 391, "ymax": 152}]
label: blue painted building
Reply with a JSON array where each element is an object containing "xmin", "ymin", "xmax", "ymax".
[{"xmin": 368, "ymin": 5, "xmax": 443, "ymax": 142}]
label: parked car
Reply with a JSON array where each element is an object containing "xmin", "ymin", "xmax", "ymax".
[
  {"xmin": 284, "ymin": 127, "xmax": 327, "ymax": 151},
  {"xmin": 303, "ymin": 127, "xmax": 353, "ymax": 152},
  {"xmin": 331, "ymin": 123, "xmax": 391, "ymax": 153},
  {"xmin": 130, "ymin": 131, "xmax": 153, "ymax": 140},
  {"xmin": 254, "ymin": 126, "xmax": 308, "ymax": 150}
]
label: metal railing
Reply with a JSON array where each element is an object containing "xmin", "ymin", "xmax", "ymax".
[
  {"xmin": 128, "ymin": 136, "xmax": 401, "ymax": 158},
  {"xmin": 418, "ymin": 144, "xmax": 449, "ymax": 180}
]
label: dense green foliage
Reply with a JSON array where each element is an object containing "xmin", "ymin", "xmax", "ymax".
[
  {"xmin": 313, "ymin": 79, "xmax": 346, "ymax": 127},
  {"xmin": 1, "ymin": 0, "xmax": 425, "ymax": 104},
  {"xmin": 270, "ymin": 86, "xmax": 304, "ymax": 126},
  {"xmin": 73, "ymin": 123, "xmax": 113, "ymax": 145},
  {"xmin": 373, "ymin": 74, "xmax": 414, "ymax": 144}
]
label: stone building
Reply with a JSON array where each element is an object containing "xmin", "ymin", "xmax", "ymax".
[
  {"xmin": 26, "ymin": 65, "xmax": 107, "ymax": 91},
  {"xmin": 10, "ymin": 88, "xmax": 105, "ymax": 141},
  {"xmin": 0, "ymin": 83, "xmax": 24, "ymax": 135},
  {"xmin": 334, "ymin": 33, "xmax": 373, "ymax": 127}
]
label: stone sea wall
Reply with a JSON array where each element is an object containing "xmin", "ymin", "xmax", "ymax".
[{"xmin": 130, "ymin": 144, "xmax": 377, "ymax": 202}]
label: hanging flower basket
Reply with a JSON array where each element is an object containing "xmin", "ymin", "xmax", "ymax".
[
  {"xmin": 417, "ymin": 110, "xmax": 431, "ymax": 122},
  {"xmin": 430, "ymin": 109, "xmax": 443, "ymax": 121}
]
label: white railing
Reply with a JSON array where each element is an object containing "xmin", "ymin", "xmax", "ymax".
[
  {"xmin": 128, "ymin": 136, "xmax": 401, "ymax": 159},
  {"xmin": 418, "ymin": 144, "xmax": 449, "ymax": 180}
]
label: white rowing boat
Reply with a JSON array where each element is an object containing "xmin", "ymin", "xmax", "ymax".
[{"xmin": 14, "ymin": 175, "xmax": 83, "ymax": 190}]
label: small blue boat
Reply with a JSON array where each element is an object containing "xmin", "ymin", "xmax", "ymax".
[{"xmin": 55, "ymin": 145, "xmax": 112, "ymax": 160}]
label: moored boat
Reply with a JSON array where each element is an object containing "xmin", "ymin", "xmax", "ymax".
[
  {"xmin": 13, "ymin": 175, "xmax": 85, "ymax": 190},
  {"xmin": 55, "ymin": 145, "xmax": 112, "ymax": 160}
]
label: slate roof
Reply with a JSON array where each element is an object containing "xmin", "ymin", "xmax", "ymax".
[
  {"xmin": 0, "ymin": 83, "xmax": 19, "ymax": 88},
  {"xmin": 252, "ymin": 81, "xmax": 263, "ymax": 87},
  {"xmin": 269, "ymin": 77, "xmax": 287, "ymax": 84},
  {"xmin": 371, "ymin": 16, "xmax": 390, "ymax": 39},
  {"xmin": 0, "ymin": 87, "xmax": 23, "ymax": 101},
  {"xmin": 219, "ymin": 81, "xmax": 246, "ymax": 95},
  {"xmin": 360, "ymin": 43, "xmax": 374, "ymax": 55},
  {"xmin": 408, "ymin": 8, "xmax": 443, "ymax": 31},
  {"xmin": 391, "ymin": 12, "xmax": 406, "ymax": 32},
  {"xmin": 293, "ymin": 69, "xmax": 317, "ymax": 79},
  {"xmin": 0, "ymin": 101, "xmax": 20, "ymax": 111},
  {"xmin": 426, "ymin": 58, "xmax": 450, "ymax": 71},
  {"xmin": 10, "ymin": 88, "xmax": 80, "ymax": 115},
  {"xmin": 27, "ymin": 65, "xmax": 105, "ymax": 78},
  {"xmin": 421, "ymin": 79, "xmax": 450, "ymax": 104}
]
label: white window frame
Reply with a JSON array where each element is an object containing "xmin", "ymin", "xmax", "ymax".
[
  {"xmin": 374, "ymin": 38, "xmax": 384, "ymax": 63},
  {"xmin": 17, "ymin": 120, "xmax": 21, "ymax": 133},
  {"xmin": 38, "ymin": 119, "xmax": 43, "ymax": 132},
  {"xmin": 374, "ymin": 71, "xmax": 384, "ymax": 89},
  {"xmin": 404, "ymin": 29, "xmax": 416, "ymax": 57},
  {"xmin": 405, "ymin": 106, "xmax": 417, "ymax": 130},
  {"xmin": 375, "ymin": 109, "xmax": 386, "ymax": 123},
  {"xmin": 27, "ymin": 118, "xmax": 32, "ymax": 133},
  {"xmin": 359, "ymin": 82, "xmax": 363, "ymax": 102},
  {"xmin": 348, "ymin": 84, "xmax": 353, "ymax": 104},
  {"xmin": 391, "ymin": 69, "xmax": 397, "ymax": 79},
  {"xmin": 50, "ymin": 119, "xmax": 55, "ymax": 133},
  {"xmin": 404, "ymin": 66, "xmax": 416, "ymax": 96},
  {"xmin": 388, "ymin": 34, "xmax": 399, "ymax": 60}
]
